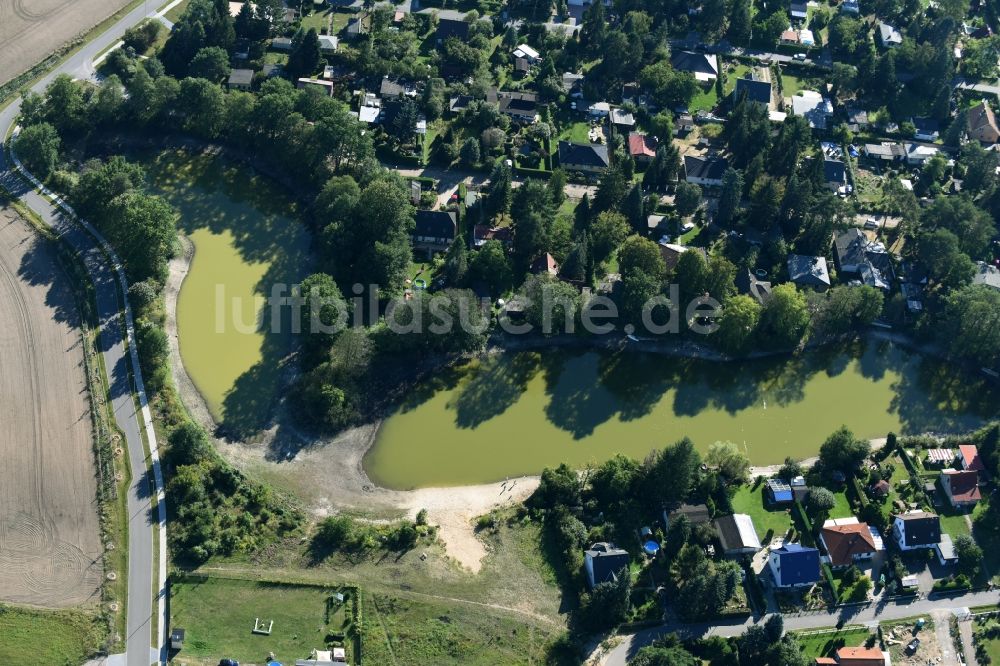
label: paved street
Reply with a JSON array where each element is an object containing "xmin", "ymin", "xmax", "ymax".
[
  {"xmin": 600, "ymin": 589, "xmax": 1000, "ymax": 665},
  {"xmin": 0, "ymin": 3, "xmax": 170, "ymax": 664}
]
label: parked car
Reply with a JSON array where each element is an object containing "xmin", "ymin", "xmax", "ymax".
[
  {"xmin": 681, "ymin": 221, "xmax": 696, "ymax": 233},
  {"xmin": 906, "ymin": 638, "xmax": 920, "ymax": 654},
  {"xmin": 220, "ymin": 660, "xmax": 240, "ymax": 666},
  {"xmin": 793, "ymin": 53, "xmax": 807, "ymax": 61},
  {"xmin": 864, "ymin": 218, "xmax": 878, "ymax": 230}
]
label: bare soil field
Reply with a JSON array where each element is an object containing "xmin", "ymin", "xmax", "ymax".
[
  {"xmin": 0, "ymin": 207, "xmax": 102, "ymax": 608},
  {"xmin": 0, "ymin": 0, "xmax": 132, "ymax": 86}
]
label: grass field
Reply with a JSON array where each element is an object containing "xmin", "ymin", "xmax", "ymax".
[
  {"xmin": 168, "ymin": 576, "xmax": 356, "ymax": 664},
  {"xmin": 558, "ymin": 120, "xmax": 592, "ymax": 144},
  {"xmin": 0, "ymin": 605, "xmax": 105, "ymax": 664},
  {"xmin": 363, "ymin": 592, "xmax": 559, "ymax": 665},
  {"xmin": 974, "ymin": 618, "xmax": 1000, "ymax": 662},
  {"xmin": 730, "ymin": 483, "xmax": 794, "ymax": 541},
  {"xmin": 795, "ymin": 626, "xmax": 871, "ymax": 658},
  {"xmin": 164, "ymin": 0, "xmax": 191, "ymax": 23}
]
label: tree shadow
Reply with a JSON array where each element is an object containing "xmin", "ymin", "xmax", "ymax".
[
  {"xmin": 450, "ymin": 351, "xmax": 543, "ymax": 429},
  {"xmin": 888, "ymin": 355, "xmax": 1000, "ymax": 435}
]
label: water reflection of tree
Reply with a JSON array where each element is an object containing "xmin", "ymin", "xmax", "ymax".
[
  {"xmin": 449, "ymin": 352, "xmax": 542, "ymax": 428},
  {"xmin": 889, "ymin": 357, "xmax": 1000, "ymax": 434}
]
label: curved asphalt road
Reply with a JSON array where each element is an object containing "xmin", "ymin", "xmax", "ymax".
[{"xmin": 0, "ymin": 5, "xmax": 169, "ymax": 665}]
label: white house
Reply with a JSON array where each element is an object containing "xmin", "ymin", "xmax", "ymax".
[
  {"xmin": 513, "ymin": 44, "xmax": 541, "ymax": 63},
  {"xmin": 892, "ymin": 511, "xmax": 941, "ymax": 551}
]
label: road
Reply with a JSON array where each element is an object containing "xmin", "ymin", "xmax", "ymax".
[
  {"xmin": 0, "ymin": 3, "xmax": 170, "ymax": 664},
  {"xmin": 600, "ymin": 589, "xmax": 1000, "ymax": 665}
]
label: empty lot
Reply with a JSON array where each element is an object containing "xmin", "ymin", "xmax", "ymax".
[
  {"xmin": 0, "ymin": 206, "xmax": 102, "ymax": 608},
  {"xmin": 0, "ymin": 0, "xmax": 133, "ymax": 86}
]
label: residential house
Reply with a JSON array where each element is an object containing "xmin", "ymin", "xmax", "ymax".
[
  {"xmin": 968, "ymin": 100, "xmax": 1000, "ymax": 143},
  {"xmin": 675, "ymin": 113, "xmax": 696, "ymax": 136},
  {"xmin": 473, "ymin": 225, "xmax": 513, "ymax": 248},
  {"xmin": 820, "ymin": 518, "xmax": 883, "ymax": 568},
  {"xmin": 905, "ymin": 143, "xmax": 939, "ymax": 165},
  {"xmin": 345, "ymin": 14, "xmax": 370, "ymax": 39},
  {"xmin": 270, "ymin": 36, "xmax": 293, "ymax": 50},
  {"xmin": 495, "ymin": 91, "xmax": 540, "ymax": 123},
  {"xmin": 261, "ymin": 63, "xmax": 282, "ymax": 78},
  {"xmin": 787, "ymin": 254, "xmax": 831, "ymax": 291},
  {"xmin": 297, "ymin": 78, "xmax": 334, "ymax": 96},
  {"xmin": 841, "ymin": 0, "xmax": 860, "ymax": 13},
  {"xmin": 664, "ymin": 503, "xmax": 712, "ymax": 527},
  {"xmin": 647, "ymin": 214, "xmax": 669, "ymax": 234},
  {"xmin": 832, "ymin": 645, "xmax": 890, "ymax": 665},
  {"xmin": 791, "ymin": 91, "xmax": 833, "ymax": 130},
  {"xmin": 878, "ymin": 22, "xmax": 903, "ymax": 47},
  {"xmin": 872, "ymin": 479, "xmax": 891, "ymax": 498},
  {"xmin": 380, "ymin": 77, "xmax": 416, "ymax": 99},
  {"xmin": 683, "ymin": 155, "xmax": 728, "ymax": 187},
  {"xmin": 658, "ymin": 243, "xmax": 707, "ymax": 273},
  {"xmin": 781, "ymin": 29, "xmax": 801, "ymax": 45},
  {"xmin": 627, "ymin": 133, "xmax": 657, "ymax": 163},
  {"xmin": 846, "ymin": 107, "xmax": 870, "ymax": 132},
  {"xmin": 973, "ymin": 262, "xmax": 1000, "ymax": 291},
  {"xmin": 960, "ymin": 444, "xmax": 986, "ymax": 472},
  {"xmin": 317, "ymin": 34, "xmax": 338, "ymax": 53},
  {"xmin": 448, "ymin": 94, "xmax": 474, "ymax": 115},
  {"xmin": 824, "ymin": 158, "xmax": 849, "ymax": 194},
  {"xmin": 411, "ymin": 210, "xmax": 457, "ymax": 252},
  {"xmin": 513, "ymin": 43, "xmax": 541, "ymax": 63},
  {"xmin": 733, "ymin": 77, "xmax": 772, "ymax": 107},
  {"xmin": 768, "ymin": 543, "xmax": 821, "ymax": 588},
  {"xmin": 911, "ymin": 117, "xmax": 940, "ymax": 141},
  {"xmin": 735, "ymin": 268, "xmax": 772, "ymax": 304},
  {"xmin": 562, "ymin": 72, "xmax": 584, "ymax": 97},
  {"xmin": 941, "ymin": 469, "xmax": 982, "ymax": 508},
  {"xmin": 714, "ymin": 514, "xmax": 762, "ymax": 556},
  {"xmin": 435, "ymin": 18, "xmax": 470, "ymax": 43},
  {"xmin": 892, "ymin": 511, "xmax": 941, "ymax": 551},
  {"xmin": 530, "ymin": 253, "xmax": 560, "ymax": 276},
  {"xmin": 799, "ymin": 28, "xmax": 815, "ymax": 46},
  {"xmin": 584, "ymin": 543, "xmax": 630, "ymax": 588},
  {"xmin": 670, "ymin": 51, "xmax": 719, "ymax": 82},
  {"xmin": 767, "ymin": 478, "xmax": 794, "ymax": 505},
  {"xmin": 587, "ymin": 101, "xmax": 611, "ymax": 118},
  {"xmin": 833, "ymin": 229, "xmax": 892, "ymax": 290},
  {"xmin": 610, "ymin": 108, "xmax": 636, "ymax": 131},
  {"xmin": 863, "ymin": 142, "xmax": 905, "ymax": 161},
  {"xmin": 227, "ymin": 68, "xmax": 254, "ymax": 91},
  {"xmin": 790, "ymin": 1, "xmax": 808, "ymax": 20},
  {"xmin": 558, "ymin": 141, "xmax": 610, "ymax": 173}
]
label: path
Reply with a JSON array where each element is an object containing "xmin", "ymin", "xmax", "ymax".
[
  {"xmin": 931, "ymin": 608, "xmax": 958, "ymax": 664},
  {"xmin": 960, "ymin": 617, "xmax": 981, "ymax": 666},
  {"xmin": 0, "ymin": 1, "xmax": 172, "ymax": 662},
  {"xmin": 600, "ymin": 590, "xmax": 1000, "ymax": 665}
]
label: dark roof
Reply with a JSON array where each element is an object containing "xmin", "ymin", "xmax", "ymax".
[
  {"xmin": 413, "ymin": 210, "xmax": 457, "ymax": 239},
  {"xmin": 449, "ymin": 94, "xmax": 474, "ymax": 113},
  {"xmin": 558, "ymin": 141, "xmax": 610, "ymax": 169},
  {"xmin": 714, "ymin": 514, "xmax": 761, "ymax": 551},
  {"xmin": 834, "ymin": 228, "xmax": 867, "ymax": 269},
  {"xmin": 912, "ymin": 117, "xmax": 940, "ymax": 134},
  {"xmin": 735, "ymin": 268, "xmax": 772, "ymax": 303},
  {"xmin": 499, "ymin": 92, "xmax": 538, "ymax": 115},
  {"xmin": 767, "ymin": 478, "xmax": 793, "ymax": 501},
  {"xmin": 772, "ymin": 544, "xmax": 821, "ymax": 586},
  {"xmin": 228, "ymin": 68, "xmax": 254, "ymax": 86},
  {"xmin": 683, "ymin": 155, "xmax": 728, "ymax": 182},
  {"xmin": 436, "ymin": 17, "xmax": 471, "ymax": 41},
  {"xmin": 824, "ymin": 158, "xmax": 846, "ymax": 185},
  {"xmin": 585, "ymin": 543, "xmax": 630, "ymax": 586},
  {"xmin": 670, "ymin": 50, "xmax": 717, "ymax": 76},
  {"xmin": 895, "ymin": 511, "xmax": 941, "ymax": 547},
  {"xmin": 170, "ymin": 627, "xmax": 186, "ymax": 639},
  {"xmin": 734, "ymin": 78, "xmax": 771, "ymax": 105},
  {"xmin": 561, "ymin": 71, "xmax": 584, "ymax": 93},
  {"xmin": 668, "ymin": 503, "xmax": 711, "ymax": 525}
]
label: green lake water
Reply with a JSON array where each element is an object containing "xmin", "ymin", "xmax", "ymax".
[
  {"xmin": 144, "ymin": 150, "xmax": 310, "ymax": 432},
  {"xmin": 367, "ymin": 342, "xmax": 999, "ymax": 489}
]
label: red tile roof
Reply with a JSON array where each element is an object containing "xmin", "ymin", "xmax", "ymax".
[
  {"xmin": 835, "ymin": 646, "xmax": 885, "ymax": 665},
  {"xmin": 627, "ymin": 132, "xmax": 657, "ymax": 158},
  {"xmin": 960, "ymin": 444, "xmax": 985, "ymax": 471},
  {"xmin": 943, "ymin": 469, "xmax": 982, "ymax": 503},
  {"xmin": 821, "ymin": 523, "xmax": 877, "ymax": 567}
]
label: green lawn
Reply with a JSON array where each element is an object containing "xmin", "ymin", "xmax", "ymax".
[
  {"xmin": 730, "ymin": 483, "xmax": 794, "ymax": 542},
  {"xmin": 689, "ymin": 84, "xmax": 718, "ymax": 113},
  {"xmin": 779, "ymin": 71, "xmax": 808, "ymax": 96},
  {"xmin": 828, "ymin": 489, "xmax": 854, "ymax": 520},
  {"xmin": 168, "ymin": 576, "xmax": 356, "ymax": 665},
  {"xmin": 939, "ymin": 509, "xmax": 973, "ymax": 539},
  {"xmin": 974, "ymin": 618, "xmax": 1000, "ymax": 662},
  {"xmin": 300, "ymin": 9, "xmax": 332, "ymax": 34},
  {"xmin": 163, "ymin": 0, "xmax": 190, "ymax": 23},
  {"xmin": 795, "ymin": 627, "xmax": 871, "ymax": 659},
  {"xmin": 363, "ymin": 592, "xmax": 559, "ymax": 665},
  {"xmin": 0, "ymin": 605, "xmax": 105, "ymax": 664},
  {"xmin": 557, "ymin": 120, "xmax": 592, "ymax": 144}
]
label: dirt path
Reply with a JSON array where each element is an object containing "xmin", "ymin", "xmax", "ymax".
[
  {"xmin": 164, "ymin": 242, "xmax": 538, "ymax": 573},
  {"xmin": 0, "ymin": 0, "xmax": 133, "ymax": 86},
  {"xmin": 0, "ymin": 207, "xmax": 102, "ymax": 608}
]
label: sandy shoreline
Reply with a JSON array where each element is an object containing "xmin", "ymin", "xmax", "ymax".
[{"xmin": 164, "ymin": 242, "xmax": 538, "ymax": 572}]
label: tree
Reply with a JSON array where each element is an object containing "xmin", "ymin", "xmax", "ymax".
[
  {"xmin": 675, "ymin": 182, "xmax": 702, "ymax": 217},
  {"xmin": 460, "ymin": 136, "xmax": 481, "ymax": 165},
  {"xmin": 14, "ymin": 123, "xmax": 60, "ymax": 178},
  {"xmin": 644, "ymin": 438, "xmax": 701, "ymax": 509},
  {"xmin": 648, "ymin": 111, "xmax": 675, "ymax": 144},
  {"xmin": 484, "ymin": 161, "xmax": 513, "ymax": 220},
  {"xmin": 955, "ymin": 534, "xmax": 984, "ymax": 578},
  {"xmin": 521, "ymin": 275, "xmax": 580, "ymax": 334},
  {"xmin": 168, "ymin": 421, "xmax": 213, "ymax": 466},
  {"xmin": 806, "ymin": 487, "xmax": 836, "ymax": 515},
  {"xmin": 530, "ymin": 463, "xmax": 581, "ymax": 510},
  {"xmin": 778, "ymin": 457, "xmax": 803, "ymax": 482},
  {"xmin": 757, "ymin": 283, "xmax": 809, "ymax": 349},
  {"xmin": 177, "ymin": 76, "xmax": 227, "ymax": 138},
  {"xmin": 590, "ymin": 211, "xmax": 630, "ymax": 264},
  {"xmin": 921, "ymin": 195, "xmax": 996, "ymax": 257},
  {"xmin": 103, "ymin": 192, "xmax": 177, "ymax": 283},
  {"xmin": 42, "ymin": 74, "xmax": 87, "ymax": 137},
  {"xmin": 578, "ymin": 570, "xmax": 632, "ymax": 631},
  {"xmin": 618, "ymin": 235, "xmax": 666, "ymax": 280},
  {"xmin": 299, "ymin": 272, "xmax": 347, "ymax": 364},
  {"xmin": 706, "ymin": 441, "xmax": 751, "ymax": 484},
  {"xmin": 715, "ymin": 295, "xmax": 761, "ymax": 355},
  {"xmin": 72, "ymin": 156, "xmax": 145, "ymax": 219},
  {"xmin": 813, "ymin": 286, "xmax": 884, "ymax": 336},
  {"xmin": 548, "ymin": 168, "xmax": 568, "ymax": 207},
  {"xmin": 937, "ymin": 285, "xmax": 1000, "ymax": 368},
  {"xmin": 123, "ymin": 19, "xmax": 163, "ymax": 52},
  {"xmin": 630, "ymin": 639, "xmax": 700, "ymax": 666},
  {"xmin": 818, "ymin": 426, "xmax": 871, "ymax": 472},
  {"xmin": 716, "ymin": 168, "xmax": 743, "ymax": 229},
  {"xmin": 468, "ymin": 240, "xmax": 512, "ymax": 295},
  {"xmin": 287, "ymin": 28, "xmax": 322, "ymax": 80},
  {"xmin": 912, "ymin": 228, "xmax": 975, "ymax": 290},
  {"xmin": 189, "ymin": 46, "xmax": 231, "ymax": 82}
]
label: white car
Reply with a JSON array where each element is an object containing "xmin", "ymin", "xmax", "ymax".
[
  {"xmin": 793, "ymin": 53, "xmax": 807, "ymax": 61},
  {"xmin": 681, "ymin": 221, "xmax": 696, "ymax": 233}
]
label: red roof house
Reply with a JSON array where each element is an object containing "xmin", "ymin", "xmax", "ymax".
[
  {"xmin": 941, "ymin": 469, "xmax": 982, "ymax": 507},
  {"xmin": 959, "ymin": 444, "xmax": 985, "ymax": 472}
]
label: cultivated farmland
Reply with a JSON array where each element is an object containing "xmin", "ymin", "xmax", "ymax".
[
  {"xmin": 0, "ymin": 0, "xmax": 133, "ymax": 86},
  {"xmin": 0, "ymin": 207, "xmax": 102, "ymax": 608}
]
